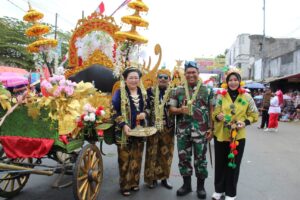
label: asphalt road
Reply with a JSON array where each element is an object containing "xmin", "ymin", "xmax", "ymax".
[{"xmin": 4, "ymin": 120, "xmax": 300, "ymax": 200}]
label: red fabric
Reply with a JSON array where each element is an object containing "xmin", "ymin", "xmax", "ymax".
[
  {"xmin": 78, "ymin": 57, "xmax": 83, "ymax": 66},
  {"xmin": 268, "ymin": 113, "xmax": 279, "ymax": 128},
  {"xmin": 0, "ymin": 136, "xmax": 54, "ymax": 159},
  {"xmin": 42, "ymin": 66, "xmax": 50, "ymax": 80},
  {"xmin": 99, "ymin": 2, "xmax": 105, "ymax": 14},
  {"xmin": 276, "ymin": 90, "xmax": 283, "ymax": 106}
]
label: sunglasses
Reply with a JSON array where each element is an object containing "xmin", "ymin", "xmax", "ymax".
[{"xmin": 158, "ymin": 74, "xmax": 169, "ymax": 80}]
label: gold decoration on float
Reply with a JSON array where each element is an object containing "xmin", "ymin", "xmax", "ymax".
[{"xmin": 66, "ymin": 12, "xmax": 121, "ymax": 77}]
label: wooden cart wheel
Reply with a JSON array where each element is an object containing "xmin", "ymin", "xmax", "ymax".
[
  {"xmin": 73, "ymin": 144, "xmax": 103, "ymax": 200},
  {"xmin": 0, "ymin": 146, "xmax": 32, "ymax": 198}
]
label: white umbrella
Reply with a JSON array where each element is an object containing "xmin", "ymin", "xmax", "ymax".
[{"xmin": 283, "ymin": 94, "xmax": 292, "ymax": 100}]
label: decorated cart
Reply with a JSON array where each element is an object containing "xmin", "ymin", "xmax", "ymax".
[{"xmin": 0, "ymin": 0, "xmax": 162, "ymax": 199}]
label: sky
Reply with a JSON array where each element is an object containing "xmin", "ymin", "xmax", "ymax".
[{"xmin": 2, "ymin": 0, "xmax": 300, "ymax": 69}]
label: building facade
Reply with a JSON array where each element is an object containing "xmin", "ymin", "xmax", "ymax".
[{"xmin": 226, "ymin": 34, "xmax": 300, "ymax": 84}]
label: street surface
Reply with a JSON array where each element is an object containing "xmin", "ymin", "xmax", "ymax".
[{"xmin": 5, "ymin": 120, "xmax": 300, "ymax": 200}]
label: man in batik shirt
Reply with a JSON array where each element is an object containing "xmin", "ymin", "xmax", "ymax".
[{"xmin": 144, "ymin": 67, "xmax": 174, "ymax": 189}]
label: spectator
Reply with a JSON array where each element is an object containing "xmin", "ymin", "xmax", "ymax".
[{"xmin": 258, "ymin": 87, "xmax": 271, "ymax": 129}]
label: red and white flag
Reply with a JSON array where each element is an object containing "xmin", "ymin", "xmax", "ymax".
[{"xmin": 95, "ymin": 1, "xmax": 105, "ymax": 14}]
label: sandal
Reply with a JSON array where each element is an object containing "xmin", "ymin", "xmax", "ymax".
[
  {"xmin": 131, "ymin": 186, "xmax": 140, "ymax": 191},
  {"xmin": 147, "ymin": 180, "xmax": 158, "ymax": 189},
  {"xmin": 121, "ymin": 190, "xmax": 131, "ymax": 196}
]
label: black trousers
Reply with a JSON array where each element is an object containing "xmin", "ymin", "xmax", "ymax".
[
  {"xmin": 260, "ymin": 109, "xmax": 269, "ymax": 128},
  {"xmin": 214, "ymin": 137, "xmax": 245, "ymax": 197}
]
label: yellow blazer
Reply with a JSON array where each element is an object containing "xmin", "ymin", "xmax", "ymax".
[{"xmin": 213, "ymin": 91, "xmax": 259, "ymax": 142}]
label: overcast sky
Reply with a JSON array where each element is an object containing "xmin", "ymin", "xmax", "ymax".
[{"xmin": 2, "ymin": 0, "xmax": 300, "ymax": 68}]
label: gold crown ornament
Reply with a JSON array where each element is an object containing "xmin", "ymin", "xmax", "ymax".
[
  {"xmin": 221, "ymin": 66, "xmax": 245, "ymax": 88},
  {"xmin": 157, "ymin": 66, "xmax": 171, "ymax": 77},
  {"xmin": 225, "ymin": 66, "xmax": 241, "ymax": 77}
]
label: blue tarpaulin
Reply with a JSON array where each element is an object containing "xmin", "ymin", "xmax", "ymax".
[{"xmin": 245, "ymin": 82, "xmax": 265, "ymax": 89}]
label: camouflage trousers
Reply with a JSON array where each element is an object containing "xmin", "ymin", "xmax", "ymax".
[
  {"xmin": 117, "ymin": 139, "xmax": 144, "ymax": 191},
  {"xmin": 177, "ymin": 126, "xmax": 208, "ymax": 179},
  {"xmin": 144, "ymin": 127, "xmax": 174, "ymax": 184}
]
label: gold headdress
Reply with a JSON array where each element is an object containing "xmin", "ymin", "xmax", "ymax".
[
  {"xmin": 225, "ymin": 66, "xmax": 241, "ymax": 78},
  {"xmin": 157, "ymin": 66, "xmax": 171, "ymax": 77},
  {"xmin": 221, "ymin": 66, "xmax": 245, "ymax": 88}
]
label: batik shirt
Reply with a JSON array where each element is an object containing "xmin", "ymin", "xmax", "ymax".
[{"xmin": 146, "ymin": 87, "xmax": 173, "ymax": 129}]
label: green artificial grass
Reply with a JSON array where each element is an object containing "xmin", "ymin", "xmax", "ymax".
[{"xmin": 0, "ymin": 105, "xmax": 58, "ymax": 139}]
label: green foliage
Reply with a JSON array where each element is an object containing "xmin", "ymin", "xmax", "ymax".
[
  {"xmin": 216, "ymin": 54, "xmax": 225, "ymax": 59},
  {"xmin": 0, "ymin": 17, "xmax": 71, "ymax": 70},
  {"xmin": 0, "ymin": 17, "xmax": 35, "ymax": 70}
]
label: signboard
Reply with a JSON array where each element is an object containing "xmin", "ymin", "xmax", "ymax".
[{"xmin": 195, "ymin": 57, "xmax": 225, "ymax": 74}]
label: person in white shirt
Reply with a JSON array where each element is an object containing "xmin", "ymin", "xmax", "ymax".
[{"xmin": 265, "ymin": 90, "xmax": 283, "ymax": 132}]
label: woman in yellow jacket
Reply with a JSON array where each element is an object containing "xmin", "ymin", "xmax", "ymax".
[{"xmin": 211, "ymin": 70, "xmax": 259, "ymax": 200}]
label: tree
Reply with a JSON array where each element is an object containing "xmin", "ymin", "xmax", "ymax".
[
  {"xmin": 0, "ymin": 17, "xmax": 71, "ymax": 71},
  {"xmin": 216, "ymin": 54, "xmax": 225, "ymax": 59},
  {"xmin": 0, "ymin": 17, "xmax": 35, "ymax": 70}
]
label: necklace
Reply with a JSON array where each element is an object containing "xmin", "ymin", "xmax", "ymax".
[
  {"xmin": 154, "ymin": 86, "xmax": 172, "ymax": 131},
  {"xmin": 130, "ymin": 94, "xmax": 140, "ymax": 112},
  {"xmin": 184, "ymin": 79, "xmax": 202, "ymax": 115}
]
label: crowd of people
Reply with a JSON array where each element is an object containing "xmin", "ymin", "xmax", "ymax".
[
  {"xmin": 255, "ymin": 88, "xmax": 300, "ymax": 132},
  {"xmin": 111, "ymin": 62, "xmax": 259, "ymax": 200}
]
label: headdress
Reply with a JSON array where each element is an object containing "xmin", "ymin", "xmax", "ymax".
[
  {"xmin": 221, "ymin": 66, "xmax": 245, "ymax": 89},
  {"xmin": 276, "ymin": 90, "xmax": 283, "ymax": 106},
  {"xmin": 122, "ymin": 66, "xmax": 142, "ymax": 79},
  {"xmin": 184, "ymin": 61, "xmax": 198, "ymax": 71},
  {"xmin": 157, "ymin": 65, "xmax": 171, "ymax": 77}
]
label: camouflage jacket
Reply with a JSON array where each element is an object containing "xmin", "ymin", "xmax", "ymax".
[{"xmin": 169, "ymin": 82, "xmax": 213, "ymax": 132}]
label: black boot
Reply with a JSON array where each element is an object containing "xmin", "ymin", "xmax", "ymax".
[
  {"xmin": 176, "ymin": 176, "xmax": 192, "ymax": 196},
  {"xmin": 161, "ymin": 179, "xmax": 173, "ymax": 189},
  {"xmin": 196, "ymin": 178, "xmax": 206, "ymax": 199}
]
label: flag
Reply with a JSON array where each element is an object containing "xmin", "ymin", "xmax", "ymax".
[
  {"xmin": 95, "ymin": 1, "xmax": 105, "ymax": 14},
  {"xmin": 110, "ymin": 0, "xmax": 132, "ymax": 16}
]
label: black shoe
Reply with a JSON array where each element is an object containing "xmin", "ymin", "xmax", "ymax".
[
  {"xmin": 147, "ymin": 180, "xmax": 158, "ymax": 189},
  {"xmin": 176, "ymin": 176, "xmax": 192, "ymax": 196},
  {"xmin": 197, "ymin": 178, "xmax": 206, "ymax": 199},
  {"xmin": 161, "ymin": 179, "xmax": 173, "ymax": 189},
  {"xmin": 197, "ymin": 188, "xmax": 206, "ymax": 199}
]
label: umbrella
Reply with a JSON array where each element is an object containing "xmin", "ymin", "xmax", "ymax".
[
  {"xmin": 0, "ymin": 66, "xmax": 28, "ymax": 75},
  {"xmin": 283, "ymin": 94, "xmax": 292, "ymax": 100},
  {"xmin": 254, "ymin": 95, "xmax": 263, "ymax": 100},
  {"xmin": 245, "ymin": 82, "xmax": 265, "ymax": 89},
  {"xmin": 0, "ymin": 72, "xmax": 29, "ymax": 87}
]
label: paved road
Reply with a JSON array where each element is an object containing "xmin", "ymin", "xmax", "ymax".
[{"xmin": 5, "ymin": 120, "xmax": 300, "ymax": 200}]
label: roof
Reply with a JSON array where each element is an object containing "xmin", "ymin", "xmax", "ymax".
[{"xmin": 266, "ymin": 72, "xmax": 300, "ymax": 83}]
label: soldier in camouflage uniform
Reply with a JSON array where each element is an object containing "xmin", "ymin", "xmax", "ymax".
[
  {"xmin": 144, "ymin": 67, "xmax": 174, "ymax": 189},
  {"xmin": 169, "ymin": 61, "xmax": 213, "ymax": 199}
]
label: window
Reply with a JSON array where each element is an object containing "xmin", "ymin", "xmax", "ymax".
[{"xmin": 281, "ymin": 52, "xmax": 293, "ymax": 65}]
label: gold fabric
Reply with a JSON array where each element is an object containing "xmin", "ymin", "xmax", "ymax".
[
  {"xmin": 144, "ymin": 127, "xmax": 174, "ymax": 184},
  {"xmin": 117, "ymin": 140, "xmax": 144, "ymax": 190}
]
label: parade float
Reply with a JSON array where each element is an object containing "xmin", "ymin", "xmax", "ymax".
[{"xmin": 0, "ymin": 1, "xmax": 162, "ymax": 200}]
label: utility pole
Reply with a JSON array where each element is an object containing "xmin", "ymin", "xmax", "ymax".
[
  {"xmin": 261, "ymin": 0, "xmax": 266, "ymax": 82},
  {"xmin": 54, "ymin": 13, "xmax": 58, "ymax": 40}
]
